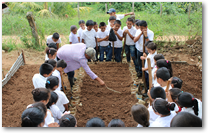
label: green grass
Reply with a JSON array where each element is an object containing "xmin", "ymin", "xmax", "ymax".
[{"xmin": 2, "ymin": 3, "xmax": 202, "ymax": 51}]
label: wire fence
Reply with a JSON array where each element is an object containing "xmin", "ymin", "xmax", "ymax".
[{"xmin": 2, "ymin": 51, "xmax": 25, "ymax": 87}]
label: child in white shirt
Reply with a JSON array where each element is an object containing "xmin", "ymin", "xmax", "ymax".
[
  {"xmin": 46, "ymin": 32, "xmax": 61, "ymax": 49},
  {"xmin": 45, "ymin": 59, "xmax": 57, "ymax": 72},
  {"xmin": 69, "ymin": 25, "xmax": 79, "ymax": 44},
  {"xmin": 82, "ymin": 20, "xmax": 97, "ymax": 49},
  {"xmin": 77, "ymin": 20, "xmax": 86, "ymax": 43},
  {"xmin": 140, "ymin": 41, "xmax": 157, "ymax": 90},
  {"xmin": 149, "ymin": 98, "xmax": 176, "ymax": 127},
  {"xmin": 94, "ymin": 21, "xmax": 99, "ymax": 61},
  {"xmin": 52, "ymin": 60, "xmax": 67, "ymax": 91},
  {"xmin": 96, "ymin": 22, "xmax": 109, "ymax": 62},
  {"xmin": 108, "ymin": 20, "xmax": 123, "ymax": 62},
  {"xmin": 45, "ymin": 47, "xmax": 57, "ymax": 61},
  {"xmin": 46, "ymin": 76, "xmax": 69, "ymax": 113},
  {"xmin": 45, "ymin": 43, "xmax": 58, "ymax": 61},
  {"xmin": 32, "ymin": 63, "xmax": 53, "ymax": 89}
]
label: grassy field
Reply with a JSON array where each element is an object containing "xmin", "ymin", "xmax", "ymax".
[{"xmin": 2, "ymin": 3, "xmax": 202, "ymax": 51}]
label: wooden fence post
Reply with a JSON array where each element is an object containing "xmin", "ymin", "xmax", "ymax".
[
  {"xmin": 132, "ymin": 2, "xmax": 134, "ymax": 13},
  {"xmin": 26, "ymin": 12, "xmax": 40, "ymax": 47},
  {"xmin": 105, "ymin": 3, "xmax": 107, "ymax": 13},
  {"xmin": 160, "ymin": 4, "xmax": 162, "ymax": 17},
  {"xmin": 77, "ymin": 2, "xmax": 80, "ymax": 20},
  {"xmin": 21, "ymin": 50, "xmax": 26, "ymax": 64},
  {"xmin": 188, "ymin": 3, "xmax": 191, "ymax": 19}
]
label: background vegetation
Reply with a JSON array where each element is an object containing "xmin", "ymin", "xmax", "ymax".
[{"xmin": 2, "ymin": 2, "xmax": 202, "ymax": 51}]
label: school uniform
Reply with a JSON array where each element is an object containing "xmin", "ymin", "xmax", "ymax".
[
  {"xmin": 54, "ymin": 89, "xmax": 69, "ymax": 113},
  {"xmin": 148, "ymin": 105, "xmax": 159, "ymax": 124},
  {"xmin": 52, "ymin": 69, "xmax": 62, "ymax": 91},
  {"xmin": 181, "ymin": 98, "xmax": 202, "ymax": 119},
  {"xmin": 144, "ymin": 51, "xmax": 157, "ymax": 89},
  {"xmin": 96, "ymin": 30, "xmax": 110, "ymax": 61},
  {"xmin": 46, "ymin": 35, "xmax": 61, "ymax": 46},
  {"xmin": 135, "ymin": 28, "xmax": 154, "ymax": 75},
  {"xmin": 81, "ymin": 29, "xmax": 97, "ymax": 48},
  {"xmin": 95, "ymin": 29, "xmax": 100, "ymax": 61},
  {"xmin": 149, "ymin": 112, "xmax": 176, "ymax": 127},
  {"xmin": 69, "ymin": 32, "xmax": 79, "ymax": 44},
  {"xmin": 50, "ymin": 104, "xmax": 63, "ymax": 123},
  {"xmin": 137, "ymin": 124, "xmax": 143, "ymax": 127},
  {"xmin": 108, "ymin": 29, "xmax": 123, "ymax": 62},
  {"xmin": 44, "ymin": 110, "xmax": 55, "ymax": 127},
  {"xmin": 32, "ymin": 73, "xmax": 47, "ymax": 89},
  {"xmin": 45, "ymin": 54, "xmax": 58, "ymax": 61},
  {"xmin": 77, "ymin": 27, "xmax": 86, "ymax": 43},
  {"xmin": 123, "ymin": 26, "xmax": 138, "ymax": 71},
  {"xmin": 152, "ymin": 66, "xmax": 157, "ymax": 86}
]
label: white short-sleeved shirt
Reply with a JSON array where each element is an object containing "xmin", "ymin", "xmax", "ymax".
[
  {"xmin": 94, "ymin": 29, "xmax": 100, "ymax": 46},
  {"xmin": 44, "ymin": 110, "xmax": 55, "ymax": 127},
  {"xmin": 54, "ymin": 90, "xmax": 69, "ymax": 113},
  {"xmin": 148, "ymin": 105, "xmax": 159, "ymax": 124},
  {"xmin": 152, "ymin": 66, "xmax": 157, "ymax": 84},
  {"xmin": 69, "ymin": 32, "xmax": 79, "ymax": 44},
  {"xmin": 52, "ymin": 69, "xmax": 62, "ymax": 91},
  {"xmin": 144, "ymin": 51, "xmax": 157, "ymax": 73},
  {"xmin": 47, "ymin": 35, "xmax": 61, "ymax": 44},
  {"xmin": 107, "ymin": 14, "xmax": 125, "ymax": 25},
  {"xmin": 45, "ymin": 54, "xmax": 58, "ymax": 61},
  {"xmin": 181, "ymin": 99, "xmax": 202, "ymax": 119},
  {"xmin": 50, "ymin": 104, "xmax": 63, "ymax": 123},
  {"xmin": 32, "ymin": 73, "xmax": 47, "ymax": 89},
  {"xmin": 149, "ymin": 112, "xmax": 176, "ymax": 127},
  {"xmin": 111, "ymin": 29, "xmax": 123, "ymax": 48},
  {"xmin": 96, "ymin": 30, "xmax": 109, "ymax": 47},
  {"xmin": 77, "ymin": 27, "xmax": 86, "ymax": 43},
  {"xmin": 137, "ymin": 124, "xmax": 143, "ymax": 127},
  {"xmin": 82, "ymin": 29, "xmax": 97, "ymax": 48},
  {"xmin": 135, "ymin": 28, "xmax": 154, "ymax": 52},
  {"xmin": 123, "ymin": 26, "xmax": 137, "ymax": 45},
  {"xmin": 162, "ymin": 85, "xmax": 172, "ymax": 91}
]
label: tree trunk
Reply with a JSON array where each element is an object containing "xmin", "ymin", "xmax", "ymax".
[{"xmin": 26, "ymin": 12, "xmax": 39, "ymax": 47}]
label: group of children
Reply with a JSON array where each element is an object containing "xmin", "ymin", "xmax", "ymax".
[{"xmin": 20, "ymin": 10, "xmax": 202, "ymax": 127}]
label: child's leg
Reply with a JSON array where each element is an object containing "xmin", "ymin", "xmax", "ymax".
[
  {"xmin": 130, "ymin": 45, "xmax": 139, "ymax": 72},
  {"xmin": 99, "ymin": 46, "xmax": 104, "ymax": 62},
  {"xmin": 137, "ymin": 50, "xmax": 143, "ymax": 75},
  {"xmin": 106, "ymin": 45, "xmax": 112, "ymax": 61},
  {"xmin": 115, "ymin": 48, "xmax": 122, "ymax": 62},
  {"xmin": 125, "ymin": 45, "xmax": 131, "ymax": 62}
]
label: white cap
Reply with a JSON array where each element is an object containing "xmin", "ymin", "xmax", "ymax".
[{"xmin": 85, "ymin": 47, "xmax": 96, "ymax": 61}]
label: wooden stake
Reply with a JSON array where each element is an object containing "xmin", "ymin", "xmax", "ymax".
[
  {"xmin": 188, "ymin": 3, "xmax": 191, "ymax": 19},
  {"xmin": 2, "ymin": 70, "xmax": 5, "ymax": 79},
  {"xmin": 105, "ymin": 3, "xmax": 107, "ymax": 13},
  {"xmin": 26, "ymin": 12, "xmax": 40, "ymax": 47},
  {"xmin": 61, "ymin": 74, "xmax": 66, "ymax": 94},
  {"xmin": 160, "ymin": 4, "xmax": 162, "ymax": 17},
  {"xmin": 142, "ymin": 35, "xmax": 146, "ymax": 88},
  {"xmin": 77, "ymin": 3, "xmax": 80, "ymax": 20},
  {"xmin": 147, "ymin": 58, "xmax": 152, "ymax": 90},
  {"xmin": 21, "ymin": 50, "xmax": 26, "ymax": 64},
  {"xmin": 165, "ymin": 79, "xmax": 171, "ymax": 92},
  {"xmin": 112, "ymin": 41, "xmax": 115, "ymax": 62},
  {"xmin": 132, "ymin": 2, "xmax": 134, "ymax": 13},
  {"xmin": 121, "ymin": 34, "xmax": 126, "ymax": 63}
]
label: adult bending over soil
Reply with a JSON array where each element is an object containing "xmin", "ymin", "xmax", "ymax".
[{"xmin": 57, "ymin": 43, "xmax": 105, "ymax": 88}]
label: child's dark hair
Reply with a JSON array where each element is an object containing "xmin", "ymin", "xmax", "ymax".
[
  {"xmin": 86, "ymin": 20, "xmax": 94, "ymax": 26},
  {"xmin": 86, "ymin": 117, "xmax": 105, "ymax": 127},
  {"xmin": 114, "ymin": 20, "xmax": 121, "ymax": 25},
  {"xmin": 135, "ymin": 19, "xmax": 140, "ymax": 24},
  {"xmin": 70, "ymin": 25, "xmax": 77, "ymax": 31},
  {"xmin": 135, "ymin": 21, "xmax": 141, "ymax": 26},
  {"xmin": 57, "ymin": 59, "xmax": 67, "ymax": 68},
  {"xmin": 108, "ymin": 119, "xmax": 125, "ymax": 127},
  {"xmin": 169, "ymin": 88, "xmax": 182, "ymax": 102},
  {"xmin": 146, "ymin": 42, "xmax": 157, "ymax": 50},
  {"xmin": 152, "ymin": 98, "xmax": 175, "ymax": 115},
  {"xmin": 45, "ymin": 59, "xmax": 57, "ymax": 68},
  {"xmin": 48, "ymin": 42, "xmax": 57, "ymax": 50},
  {"xmin": 45, "ymin": 47, "xmax": 57, "ymax": 57},
  {"xmin": 94, "ymin": 22, "xmax": 98, "ymax": 25},
  {"xmin": 46, "ymin": 92, "xmax": 58, "ymax": 108},
  {"xmin": 156, "ymin": 67, "xmax": 170, "ymax": 81},
  {"xmin": 52, "ymin": 32, "xmax": 59, "ymax": 40},
  {"xmin": 156, "ymin": 59, "xmax": 173, "ymax": 77},
  {"xmin": 59, "ymin": 114, "xmax": 77, "ymax": 127},
  {"xmin": 154, "ymin": 54, "xmax": 165, "ymax": 61},
  {"xmin": 31, "ymin": 88, "xmax": 50, "ymax": 102},
  {"xmin": 99, "ymin": 22, "xmax": 106, "ymax": 27},
  {"xmin": 131, "ymin": 104, "xmax": 150, "ymax": 127},
  {"xmin": 171, "ymin": 77, "xmax": 183, "ymax": 89},
  {"xmin": 109, "ymin": 16, "xmax": 116, "ymax": 21},
  {"xmin": 170, "ymin": 112, "xmax": 202, "ymax": 127},
  {"xmin": 150, "ymin": 86, "xmax": 166, "ymax": 100},
  {"xmin": 126, "ymin": 17, "xmax": 134, "ymax": 23},
  {"xmin": 45, "ymin": 76, "xmax": 59, "ymax": 90},
  {"xmin": 177, "ymin": 92, "xmax": 199, "ymax": 116},
  {"xmin": 78, "ymin": 20, "xmax": 85, "ymax": 25},
  {"xmin": 39, "ymin": 63, "xmax": 53, "ymax": 76},
  {"xmin": 30, "ymin": 102, "xmax": 47, "ymax": 116},
  {"xmin": 21, "ymin": 107, "xmax": 45, "ymax": 127},
  {"xmin": 139, "ymin": 20, "xmax": 147, "ymax": 27},
  {"xmin": 144, "ymin": 40, "xmax": 152, "ymax": 46}
]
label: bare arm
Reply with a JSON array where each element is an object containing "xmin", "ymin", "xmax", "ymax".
[
  {"xmin": 124, "ymin": 12, "xmax": 134, "ymax": 16},
  {"xmin": 82, "ymin": 39, "xmax": 84, "ymax": 43},
  {"xmin": 134, "ymin": 32, "xmax": 142, "ymax": 43},
  {"xmin": 78, "ymin": 37, "xmax": 80, "ymax": 42},
  {"xmin": 115, "ymin": 32, "xmax": 123, "ymax": 41},
  {"xmin": 56, "ymin": 43, "xmax": 59, "ymax": 49},
  {"xmin": 64, "ymin": 104, "xmax": 68, "ymax": 111},
  {"xmin": 127, "ymin": 30, "xmax": 135, "ymax": 40}
]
